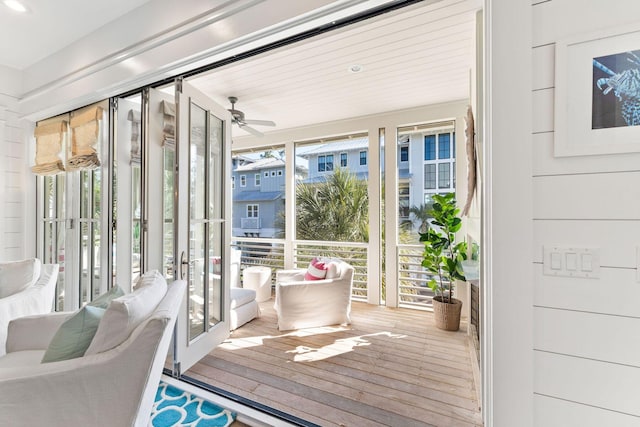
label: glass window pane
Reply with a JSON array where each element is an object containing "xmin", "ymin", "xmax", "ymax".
[
  {"xmin": 340, "ymin": 152, "xmax": 347, "ymax": 167},
  {"xmin": 424, "ymin": 135, "xmax": 436, "ymax": 160},
  {"xmin": 190, "ymin": 103, "xmax": 206, "ymax": 220},
  {"xmin": 438, "ymin": 163, "xmax": 451, "ymax": 188},
  {"xmin": 438, "ymin": 133, "xmax": 451, "ymax": 159},
  {"xmin": 208, "ymin": 222, "xmax": 223, "ymax": 326},
  {"xmin": 209, "ymin": 113, "xmax": 223, "ymax": 220},
  {"xmin": 189, "ymin": 223, "xmax": 206, "ymax": 340},
  {"xmin": 424, "ymin": 164, "xmax": 436, "ymax": 189},
  {"xmin": 326, "ymin": 154, "xmax": 334, "ymax": 171},
  {"xmin": 400, "ymin": 146, "xmax": 409, "ymax": 162},
  {"xmin": 163, "ymin": 149, "xmax": 174, "ymax": 280},
  {"xmin": 359, "ymin": 151, "xmax": 367, "ymax": 166}
]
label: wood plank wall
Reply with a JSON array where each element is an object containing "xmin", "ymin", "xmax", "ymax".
[
  {"xmin": 531, "ymin": 0, "xmax": 640, "ymax": 425},
  {"xmin": 0, "ymin": 90, "xmax": 25, "ymax": 261}
]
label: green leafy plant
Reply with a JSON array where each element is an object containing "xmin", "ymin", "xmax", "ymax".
[{"xmin": 419, "ymin": 193, "xmax": 467, "ymax": 304}]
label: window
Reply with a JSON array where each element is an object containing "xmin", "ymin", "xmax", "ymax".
[
  {"xmin": 264, "ymin": 171, "xmax": 269, "ymax": 178},
  {"xmin": 424, "ymin": 135, "xmax": 436, "ymax": 160},
  {"xmin": 318, "ymin": 155, "xmax": 326, "ymax": 172},
  {"xmin": 398, "ymin": 186, "xmax": 410, "ymax": 218},
  {"xmin": 424, "ymin": 164, "xmax": 436, "ymax": 189},
  {"xmin": 340, "ymin": 152, "xmax": 347, "ymax": 167},
  {"xmin": 326, "ymin": 154, "xmax": 334, "ymax": 171},
  {"xmin": 255, "ymin": 173, "xmax": 260, "ymax": 186},
  {"xmin": 231, "ymin": 176, "xmax": 235, "ymax": 189},
  {"xmin": 438, "ymin": 163, "xmax": 450, "ymax": 188},
  {"xmin": 438, "ymin": 133, "xmax": 451, "ymax": 159},
  {"xmin": 271, "ymin": 171, "xmax": 276, "ymax": 177},
  {"xmin": 359, "ymin": 151, "xmax": 367, "ymax": 166},
  {"xmin": 247, "ymin": 204, "xmax": 259, "ymax": 218},
  {"xmin": 400, "ymin": 146, "xmax": 409, "ymax": 162},
  {"xmin": 240, "ymin": 175, "xmax": 246, "ymax": 187},
  {"xmin": 277, "ymin": 170, "xmax": 283, "ymax": 176}
]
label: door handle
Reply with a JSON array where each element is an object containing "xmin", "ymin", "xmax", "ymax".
[{"xmin": 180, "ymin": 251, "xmax": 189, "ymax": 280}]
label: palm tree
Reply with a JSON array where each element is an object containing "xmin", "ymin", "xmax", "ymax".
[
  {"xmin": 295, "ymin": 168, "xmax": 368, "ymax": 242},
  {"xmin": 409, "ymin": 202, "xmax": 434, "ymax": 234}
]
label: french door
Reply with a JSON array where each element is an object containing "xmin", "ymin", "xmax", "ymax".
[{"xmin": 172, "ymin": 81, "xmax": 232, "ymax": 374}]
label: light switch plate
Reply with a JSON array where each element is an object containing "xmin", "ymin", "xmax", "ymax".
[{"xmin": 543, "ymin": 246, "xmax": 600, "ymax": 278}]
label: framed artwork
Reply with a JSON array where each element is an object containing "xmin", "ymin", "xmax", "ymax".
[{"xmin": 555, "ymin": 24, "xmax": 640, "ymax": 157}]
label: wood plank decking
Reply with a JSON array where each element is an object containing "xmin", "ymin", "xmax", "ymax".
[{"xmin": 186, "ymin": 300, "xmax": 482, "ymax": 427}]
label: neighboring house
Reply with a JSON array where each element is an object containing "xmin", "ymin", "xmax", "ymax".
[
  {"xmin": 298, "ymin": 128, "xmax": 456, "ymax": 231},
  {"xmin": 231, "ymin": 156, "xmax": 307, "ymax": 237}
]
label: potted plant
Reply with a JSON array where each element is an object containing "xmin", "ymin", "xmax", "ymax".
[{"xmin": 419, "ymin": 193, "xmax": 467, "ymax": 331}]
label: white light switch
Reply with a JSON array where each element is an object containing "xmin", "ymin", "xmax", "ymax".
[
  {"xmin": 551, "ymin": 252, "xmax": 562, "ymax": 270},
  {"xmin": 543, "ymin": 246, "xmax": 600, "ymax": 278},
  {"xmin": 582, "ymin": 253, "xmax": 593, "ymax": 272}
]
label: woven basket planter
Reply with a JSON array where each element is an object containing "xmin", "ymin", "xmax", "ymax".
[{"xmin": 432, "ymin": 296, "xmax": 462, "ymax": 331}]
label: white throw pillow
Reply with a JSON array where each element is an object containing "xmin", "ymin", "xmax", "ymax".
[
  {"xmin": 0, "ymin": 258, "xmax": 42, "ymax": 298},
  {"xmin": 85, "ymin": 270, "xmax": 167, "ymax": 355}
]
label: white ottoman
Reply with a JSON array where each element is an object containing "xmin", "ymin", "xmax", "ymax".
[
  {"xmin": 243, "ymin": 266, "xmax": 272, "ymax": 302},
  {"xmin": 230, "ymin": 288, "xmax": 259, "ymax": 330}
]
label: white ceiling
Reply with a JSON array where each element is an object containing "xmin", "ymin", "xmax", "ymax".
[
  {"xmin": 189, "ymin": 0, "xmax": 480, "ymax": 136},
  {"xmin": 0, "ymin": 0, "xmax": 151, "ymax": 69},
  {"xmin": 0, "ymin": 0, "xmax": 480, "ymax": 134}
]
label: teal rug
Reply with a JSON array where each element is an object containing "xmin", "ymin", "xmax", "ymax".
[{"xmin": 150, "ymin": 381, "xmax": 236, "ymax": 427}]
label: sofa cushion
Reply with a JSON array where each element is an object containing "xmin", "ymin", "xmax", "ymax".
[
  {"xmin": 0, "ymin": 350, "xmax": 46, "ymax": 369},
  {"xmin": 41, "ymin": 305, "xmax": 106, "ymax": 363},
  {"xmin": 85, "ymin": 270, "xmax": 167, "ymax": 355},
  {"xmin": 304, "ymin": 258, "xmax": 328, "ymax": 281},
  {"xmin": 89, "ymin": 285, "xmax": 124, "ymax": 309},
  {"xmin": 230, "ymin": 287, "xmax": 256, "ymax": 309},
  {"xmin": 325, "ymin": 261, "xmax": 340, "ymax": 280},
  {"xmin": 0, "ymin": 258, "xmax": 42, "ymax": 298}
]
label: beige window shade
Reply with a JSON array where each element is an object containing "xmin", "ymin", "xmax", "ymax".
[
  {"xmin": 67, "ymin": 105, "xmax": 103, "ymax": 171},
  {"xmin": 162, "ymin": 100, "xmax": 175, "ymax": 149},
  {"xmin": 128, "ymin": 109, "xmax": 141, "ymax": 164},
  {"xmin": 32, "ymin": 120, "xmax": 67, "ymax": 176}
]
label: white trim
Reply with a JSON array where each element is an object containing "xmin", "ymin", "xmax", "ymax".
[{"xmin": 483, "ymin": 0, "xmax": 533, "ymax": 425}]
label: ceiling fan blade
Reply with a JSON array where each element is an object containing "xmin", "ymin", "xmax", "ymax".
[
  {"xmin": 243, "ymin": 119, "xmax": 276, "ymax": 127},
  {"xmin": 238, "ymin": 123, "xmax": 264, "ymax": 137}
]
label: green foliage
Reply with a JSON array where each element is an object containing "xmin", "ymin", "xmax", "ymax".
[
  {"xmin": 418, "ymin": 193, "xmax": 466, "ymax": 304},
  {"xmin": 293, "ymin": 168, "xmax": 369, "ymax": 242}
]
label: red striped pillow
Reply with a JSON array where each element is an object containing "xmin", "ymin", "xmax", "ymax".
[{"xmin": 304, "ymin": 257, "xmax": 328, "ymax": 280}]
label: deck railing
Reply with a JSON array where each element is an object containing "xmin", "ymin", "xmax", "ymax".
[
  {"xmin": 397, "ymin": 244, "xmax": 435, "ymax": 309},
  {"xmin": 231, "ymin": 238, "xmax": 435, "ymax": 309},
  {"xmin": 232, "ymin": 237, "xmax": 368, "ymax": 302}
]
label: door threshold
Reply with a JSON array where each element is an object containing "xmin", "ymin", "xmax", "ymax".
[{"xmin": 161, "ymin": 374, "xmax": 319, "ymax": 427}]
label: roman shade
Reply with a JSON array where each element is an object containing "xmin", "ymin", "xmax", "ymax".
[
  {"xmin": 128, "ymin": 109, "xmax": 141, "ymax": 164},
  {"xmin": 161, "ymin": 100, "xmax": 175, "ymax": 149},
  {"xmin": 67, "ymin": 105, "xmax": 103, "ymax": 171},
  {"xmin": 31, "ymin": 120, "xmax": 66, "ymax": 175}
]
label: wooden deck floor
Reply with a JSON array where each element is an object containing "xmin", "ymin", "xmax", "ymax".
[{"xmin": 186, "ymin": 299, "xmax": 482, "ymax": 427}]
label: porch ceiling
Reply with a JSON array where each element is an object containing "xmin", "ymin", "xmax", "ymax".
[{"xmin": 188, "ymin": 0, "xmax": 481, "ymax": 137}]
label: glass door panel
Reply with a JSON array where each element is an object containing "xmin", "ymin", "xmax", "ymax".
[{"xmin": 173, "ymin": 81, "xmax": 231, "ymax": 374}]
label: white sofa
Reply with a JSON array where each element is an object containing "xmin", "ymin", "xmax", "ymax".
[
  {"xmin": 0, "ymin": 262, "xmax": 58, "ymax": 356},
  {"xmin": 0, "ymin": 277, "xmax": 186, "ymax": 427},
  {"xmin": 274, "ymin": 260, "xmax": 354, "ymax": 331}
]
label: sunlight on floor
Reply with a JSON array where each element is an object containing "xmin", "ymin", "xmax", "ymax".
[{"xmin": 222, "ymin": 325, "xmax": 408, "ymax": 362}]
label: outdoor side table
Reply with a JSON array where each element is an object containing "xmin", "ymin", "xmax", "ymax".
[{"xmin": 243, "ymin": 266, "xmax": 272, "ymax": 302}]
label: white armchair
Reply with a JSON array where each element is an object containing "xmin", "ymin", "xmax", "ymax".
[
  {"xmin": 0, "ymin": 262, "xmax": 58, "ymax": 356},
  {"xmin": 274, "ymin": 260, "xmax": 354, "ymax": 331},
  {"xmin": 0, "ymin": 278, "xmax": 186, "ymax": 427}
]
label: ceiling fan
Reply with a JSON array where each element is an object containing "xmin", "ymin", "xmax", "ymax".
[{"xmin": 227, "ymin": 96, "xmax": 276, "ymax": 137}]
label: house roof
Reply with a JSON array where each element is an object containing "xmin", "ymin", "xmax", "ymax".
[
  {"xmin": 233, "ymin": 191, "xmax": 283, "ymax": 202},
  {"xmin": 235, "ymin": 157, "xmax": 284, "ymax": 171},
  {"xmin": 297, "ymin": 137, "xmax": 369, "ymax": 157},
  {"xmin": 234, "ymin": 156, "xmax": 308, "ymax": 174},
  {"xmin": 303, "ymin": 170, "xmax": 369, "ymax": 184}
]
